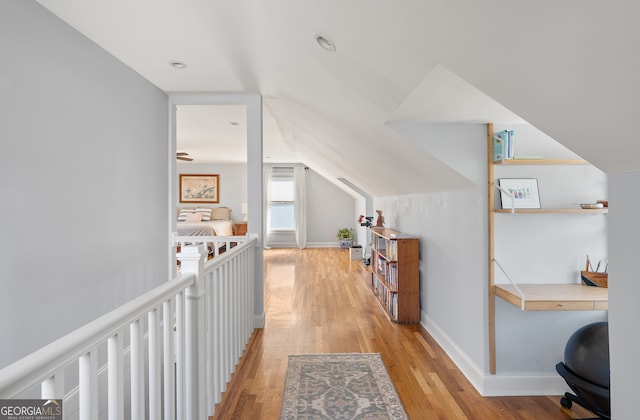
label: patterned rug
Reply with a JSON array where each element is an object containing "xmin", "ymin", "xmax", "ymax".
[{"xmin": 280, "ymin": 353, "xmax": 408, "ymax": 419}]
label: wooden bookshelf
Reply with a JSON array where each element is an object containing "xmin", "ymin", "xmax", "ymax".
[{"xmin": 369, "ymin": 228, "xmax": 420, "ymax": 323}]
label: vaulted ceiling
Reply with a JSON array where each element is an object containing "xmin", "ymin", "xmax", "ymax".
[{"xmin": 36, "ymin": 0, "xmax": 640, "ymax": 197}]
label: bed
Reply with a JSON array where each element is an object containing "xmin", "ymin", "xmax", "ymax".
[
  {"xmin": 176, "ymin": 219, "xmax": 234, "ymax": 237},
  {"xmin": 175, "ymin": 207, "xmax": 235, "ymax": 258}
]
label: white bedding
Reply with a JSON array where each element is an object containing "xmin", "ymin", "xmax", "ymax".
[{"xmin": 176, "ymin": 220, "xmax": 234, "ymax": 237}]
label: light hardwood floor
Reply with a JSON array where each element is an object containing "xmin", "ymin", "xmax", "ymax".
[{"xmin": 211, "ymin": 248, "xmax": 591, "ymax": 419}]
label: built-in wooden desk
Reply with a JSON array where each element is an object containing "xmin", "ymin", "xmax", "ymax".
[{"xmin": 494, "ymin": 284, "xmax": 608, "ymax": 311}]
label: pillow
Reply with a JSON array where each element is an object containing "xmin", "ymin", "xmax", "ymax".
[
  {"xmin": 195, "ymin": 208, "xmax": 212, "ymax": 221},
  {"xmin": 184, "ymin": 212, "xmax": 203, "ymax": 222},
  {"xmin": 177, "ymin": 208, "xmax": 195, "ymax": 222},
  {"xmin": 211, "ymin": 206, "xmax": 232, "ymax": 220}
]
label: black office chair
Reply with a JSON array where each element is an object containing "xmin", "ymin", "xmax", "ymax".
[{"xmin": 555, "ymin": 322, "xmax": 610, "ymax": 419}]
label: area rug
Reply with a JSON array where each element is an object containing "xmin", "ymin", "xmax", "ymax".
[{"xmin": 280, "ymin": 353, "xmax": 408, "ymax": 419}]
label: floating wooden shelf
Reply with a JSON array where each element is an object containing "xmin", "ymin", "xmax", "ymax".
[
  {"xmin": 494, "ymin": 208, "xmax": 608, "ymax": 215},
  {"xmin": 494, "ymin": 284, "xmax": 608, "ymax": 311},
  {"xmin": 493, "ymin": 159, "xmax": 589, "ymax": 165}
]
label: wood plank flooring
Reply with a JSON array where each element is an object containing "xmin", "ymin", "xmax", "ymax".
[{"xmin": 211, "ymin": 248, "xmax": 591, "ymax": 419}]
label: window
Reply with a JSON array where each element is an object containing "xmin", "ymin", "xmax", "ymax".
[
  {"xmin": 265, "ymin": 165, "xmax": 307, "ymax": 248},
  {"xmin": 268, "ymin": 168, "xmax": 295, "ymax": 231}
]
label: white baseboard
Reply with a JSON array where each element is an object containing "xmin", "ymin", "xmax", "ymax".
[
  {"xmin": 307, "ymin": 242, "xmax": 340, "ymax": 248},
  {"xmin": 422, "ymin": 314, "xmax": 570, "ymax": 397},
  {"xmin": 254, "ymin": 312, "xmax": 265, "ymax": 328},
  {"xmin": 265, "ymin": 242, "xmax": 338, "ymax": 248}
]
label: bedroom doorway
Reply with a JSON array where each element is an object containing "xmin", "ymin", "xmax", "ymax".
[
  {"xmin": 169, "ymin": 92, "xmax": 265, "ymax": 323},
  {"xmin": 175, "ymin": 103, "xmax": 249, "ymax": 233}
]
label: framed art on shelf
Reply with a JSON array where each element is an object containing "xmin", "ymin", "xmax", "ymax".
[
  {"xmin": 179, "ymin": 174, "xmax": 219, "ymax": 203},
  {"xmin": 498, "ymin": 178, "xmax": 541, "ymax": 209}
]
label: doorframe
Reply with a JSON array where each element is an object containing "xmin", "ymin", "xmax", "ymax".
[{"xmin": 168, "ymin": 92, "xmax": 265, "ymax": 327}]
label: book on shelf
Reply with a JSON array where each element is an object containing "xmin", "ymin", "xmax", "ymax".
[
  {"xmin": 387, "ymin": 240, "xmax": 398, "ymax": 261},
  {"xmin": 386, "ymin": 264, "xmax": 398, "ymax": 290},
  {"xmin": 492, "ymin": 133, "xmax": 503, "ymax": 161},
  {"xmin": 493, "ymin": 129, "xmax": 515, "ymax": 161},
  {"xmin": 372, "ymin": 276, "xmax": 398, "ymax": 321},
  {"xmin": 376, "ymin": 255, "xmax": 387, "ymax": 276}
]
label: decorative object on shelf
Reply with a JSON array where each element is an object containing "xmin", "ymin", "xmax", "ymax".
[
  {"xmin": 179, "ymin": 174, "xmax": 219, "ymax": 203},
  {"xmin": 358, "ymin": 214, "xmax": 373, "ymax": 227},
  {"xmin": 337, "ymin": 227, "xmax": 354, "ymax": 249},
  {"xmin": 581, "ymin": 255, "xmax": 608, "ymax": 287},
  {"xmin": 497, "ymin": 178, "xmax": 541, "ymax": 209},
  {"xmin": 581, "ymin": 202, "xmax": 604, "ymax": 209},
  {"xmin": 375, "ymin": 210, "xmax": 385, "ymax": 228},
  {"xmin": 581, "ymin": 271, "xmax": 608, "ymax": 288}
]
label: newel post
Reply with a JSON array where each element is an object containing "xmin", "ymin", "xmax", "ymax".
[{"xmin": 178, "ymin": 244, "xmax": 207, "ymax": 420}]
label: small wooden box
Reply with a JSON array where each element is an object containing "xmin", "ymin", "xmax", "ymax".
[{"xmin": 581, "ymin": 271, "xmax": 608, "ymax": 288}]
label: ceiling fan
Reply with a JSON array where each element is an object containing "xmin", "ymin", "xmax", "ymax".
[{"xmin": 177, "ymin": 152, "xmax": 193, "ymax": 162}]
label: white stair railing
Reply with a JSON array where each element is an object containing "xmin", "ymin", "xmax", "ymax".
[
  {"xmin": 0, "ymin": 273, "xmax": 194, "ymax": 419},
  {"xmin": 204, "ymin": 240, "xmax": 255, "ymax": 413},
  {"xmin": 0, "ymin": 238, "xmax": 258, "ymax": 420},
  {"xmin": 175, "ymin": 235, "xmax": 248, "ymax": 259}
]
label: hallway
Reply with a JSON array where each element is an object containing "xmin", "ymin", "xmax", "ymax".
[{"xmin": 211, "ymin": 248, "xmax": 589, "ymax": 419}]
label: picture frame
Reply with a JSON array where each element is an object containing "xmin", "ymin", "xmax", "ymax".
[
  {"xmin": 179, "ymin": 174, "xmax": 219, "ymax": 203},
  {"xmin": 498, "ymin": 178, "xmax": 541, "ymax": 209}
]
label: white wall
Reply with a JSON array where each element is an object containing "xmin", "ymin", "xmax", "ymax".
[
  {"xmin": 306, "ymin": 169, "xmax": 356, "ymax": 246},
  {"xmin": 377, "ymin": 123, "xmax": 488, "ymax": 382},
  {"xmin": 608, "ymin": 171, "xmax": 640, "ymax": 419},
  {"xmin": 0, "ymin": 1, "xmax": 169, "ymax": 367},
  {"xmin": 177, "ymin": 162, "xmax": 247, "ymax": 222},
  {"xmin": 375, "ymin": 189, "xmax": 487, "ymax": 376}
]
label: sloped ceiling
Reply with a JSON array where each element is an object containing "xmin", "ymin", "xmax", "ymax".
[{"xmin": 36, "ymin": 0, "xmax": 640, "ymax": 197}]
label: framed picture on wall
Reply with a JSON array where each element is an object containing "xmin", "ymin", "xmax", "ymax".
[
  {"xmin": 498, "ymin": 178, "xmax": 541, "ymax": 209},
  {"xmin": 179, "ymin": 174, "xmax": 219, "ymax": 203}
]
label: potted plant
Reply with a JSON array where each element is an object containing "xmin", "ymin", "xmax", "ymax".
[{"xmin": 337, "ymin": 227, "xmax": 354, "ymax": 249}]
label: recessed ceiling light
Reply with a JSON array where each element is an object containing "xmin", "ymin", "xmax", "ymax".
[
  {"xmin": 315, "ymin": 34, "xmax": 336, "ymax": 52},
  {"xmin": 169, "ymin": 61, "xmax": 187, "ymax": 69}
]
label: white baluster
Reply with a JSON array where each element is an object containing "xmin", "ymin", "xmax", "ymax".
[
  {"xmin": 41, "ymin": 371, "xmax": 64, "ymax": 400},
  {"xmin": 130, "ymin": 320, "xmax": 145, "ymax": 420},
  {"xmin": 175, "ymin": 292, "xmax": 185, "ymax": 420},
  {"xmin": 223, "ymin": 265, "xmax": 231, "ymax": 384},
  {"xmin": 179, "ymin": 244, "xmax": 207, "ymax": 420},
  {"xmin": 163, "ymin": 299, "xmax": 175, "ymax": 420},
  {"xmin": 79, "ymin": 350, "xmax": 98, "ymax": 420},
  {"xmin": 148, "ymin": 308, "xmax": 161, "ymax": 419},
  {"xmin": 108, "ymin": 333, "xmax": 124, "ymax": 420},
  {"xmin": 213, "ymin": 269, "xmax": 223, "ymax": 405}
]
